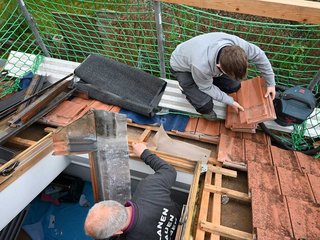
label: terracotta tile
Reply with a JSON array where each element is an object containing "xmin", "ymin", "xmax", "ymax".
[
  {"xmin": 231, "ymin": 124, "xmax": 257, "ymax": 133},
  {"xmin": 220, "ymin": 120, "xmax": 243, "ymax": 138},
  {"xmin": 225, "ymin": 94, "xmax": 238, "ymax": 129},
  {"xmin": 217, "ymin": 134, "xmax": 245, "ymax": 165},
  {"xmin": 245, "ymin": 139, "xmax": 272, "ymax": 165},
  {"xmin": 71, "ymin": 96, "xmax": 94, "ymax": 104},
  {"xmin": 307, "ymin": 174, "xmax": 320, "ymax": 204},
  {"xmin": 109, "ymin": 106, "xmax": 121, "ymax": 113},
  {"xmin": 89, "ymin": 100, "xmax": 114, "ymax": 111},
  {"xmin": 255, "ymin": 228, "xmax": 292, "ymax": 240},
  {"xmin": 42, "ymin": 100, "xmax": 87, "ymax": 126},
  {"xmin": 251, "ymin": 188, "xmax": 293, "ymax": 237},
  {"xmin": 225, "ymin": 93, "xmax": 256, "ymax": 132},
  {"xmin": 271, "ymin": 146, "xmax": 301, "ymax": 171},
  {"xmin": 184, "ymin": 117, "xmax": 198, "ymax": 133},
  {"xmin": 277, "ymin": 167, "xmax": 315, "ymax": 203},
  {"xmin": 238, "ymin": 78, "xmax": 267, "ymax": 124},
  {"xmin": 286, "ymin": 196, "xmax": 320, "ymax": 240},
  {"xmin": 242, "ymin": 130, "xmax": 269, "ymax": 145},
  {"xmin": 195, "ymin": 118, "xmax": 220, "ymax": 136},
  {"xmin": 238, "ymin": 77, "xmax": 276, "ymax": 124},
  {"xmin": 295, "ymin": 151, "xmax": 320, "ymax": 177},
  {"xmin": 248, "ymin": 161, "xmax": 281, "ymax": 194}
]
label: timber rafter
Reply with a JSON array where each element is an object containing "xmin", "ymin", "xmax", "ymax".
[{"xmin": 156, "ymin": 0, "xmax": 320, "ymax": 24}]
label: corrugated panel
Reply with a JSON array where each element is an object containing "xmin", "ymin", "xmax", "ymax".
[{"xmin": 159, "ymin": 78, "xmax": 227, "ymax": 119}]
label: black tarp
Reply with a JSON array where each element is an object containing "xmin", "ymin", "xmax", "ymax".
[{"xmin": 74, "ymin": 54, "xmax": 167, "ymax": 117}]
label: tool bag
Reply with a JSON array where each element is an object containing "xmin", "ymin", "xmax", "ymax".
[{"xmin": 274, "ymin": 86, "xmax": 316, "ymax": 126}]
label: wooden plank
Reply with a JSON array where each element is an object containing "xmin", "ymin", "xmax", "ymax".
[
  {"xmin": 181, "ymin": 161, "xmax": 202, "ymax": 239},
  {"xmin": 207, "ymin": 165, "xmax": 237, "ymax": 178},
  {"xmin": 211, "ymin": 172, "xmax": 222, "ymax": 240},
  {"xmin": 9, "ymin": 79, "xmax": 71, "ymax": 126},
  {"xmin": 88, "ymin": 152, "xmax": 100, "ymax": 203},
  {"xmin": 200, "ymin": 221, "xmax": 253, "ymax": 240},
  {"xmin": 128, "ymin": 142, "xmax": 196, "ymax": 173},
  {"xmin": 129, "ymin": 122, "xmax": 219, "ymax": 144},
  {"xmin": 8, "ymin": 136, "xmax": 37, "ymax": 147},
  {"xmin": 0, "ymin": 134, "xmax": 53, "ymax": 190},
  {"xmin": 195, "ymin": 165, "xmax": 213, "ymax": 239},
  {"xmin": 204, "ymin": 184, "xmax": 251, "ymax": 202},
  {"xmin": 138, "ymin": 129, "xmax": 152, "ymax": 142},
  {"xmin": 157, "ymin": 0, "xmax": 320, "ymax": 24}
]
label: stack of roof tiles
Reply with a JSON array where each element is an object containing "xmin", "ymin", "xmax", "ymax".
[{"xmin": 225, "ymin": 76, "xmax": 276, "ymax": 133}]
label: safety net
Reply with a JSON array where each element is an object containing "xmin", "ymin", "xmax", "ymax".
[{"xmin": 0, "ymin": 0, "xmax": 320, "ymax": 154}]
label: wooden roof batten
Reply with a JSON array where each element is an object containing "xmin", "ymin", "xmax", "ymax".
[{"xmin": 157, "ymin": 0, "xmax": 320, "ymax": 24}]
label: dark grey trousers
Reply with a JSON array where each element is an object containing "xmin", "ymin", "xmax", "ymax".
[{"xmin": 171, "ymin": 70, "xmax": 241, "ymax": 114}]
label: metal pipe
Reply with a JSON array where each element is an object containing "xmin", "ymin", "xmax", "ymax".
[
  {"xmin": 17, "ymin": 0, "xmax": 51, "ymax": 57},
  {"xmin": 153, "ymin": 1, "xmax": 166, "ymax": 78}
]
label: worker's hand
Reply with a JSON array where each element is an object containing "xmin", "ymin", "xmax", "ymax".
[
  {"xmin": 132, "ymin": 142, "xmax": 147, "ymax": 158},
  {"xmin": 231, "ymin": 101, "xmax": 244, "ymax": 113},
  {"xmin": 265, "ymin": 86, "xmax": 276, "ymax": 100}
]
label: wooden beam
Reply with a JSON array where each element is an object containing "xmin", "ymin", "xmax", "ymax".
[
  {"xmin": 211, "ymin": 171, "xmax": 222, "ymax": 240},
  {"xmin": 200, "ymin": 221, "xmax": 253, "ymax": 240},
  {"xmin": 204, "ymin": 184, "xmax": 251, "ymax": 202},
  {"xmin": 207, "ymin": 165, "xmax": 237, "ymax": 178},
  {"xmin": 181, "ymin": 162, "xmax": 202, "ymax": 238},
  {"xmin": 8, "ymin": 136, "xmax": 36, "ymax": 147},
  {"xmin": 157, "ymin": 0, "xmax": 320, "ymax": 24},
  {"xmin": 195, "ymin": 166, "xmax": 213, "ymax": 239},
  {"xmin": 0, "ymin": 134, "xmax": 53, "ymax": 190}
]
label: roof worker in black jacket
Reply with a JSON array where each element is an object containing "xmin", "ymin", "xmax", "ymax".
[
  {"xmin": 84, "ymin": 142, "xmax": 182, "ymax": 240},
  {"xmin": 170, "ymin": 32, "xmax": 276, "ymax": 121}
]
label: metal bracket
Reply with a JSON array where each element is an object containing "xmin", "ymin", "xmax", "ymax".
[{"xmin": 201, "ymin": 163, "xmax": 208, "ymax": 173}]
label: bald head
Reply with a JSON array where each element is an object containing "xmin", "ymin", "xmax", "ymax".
[{"xmin": 84, "ymin": 200, "xmax": 128, "ymax": 239}]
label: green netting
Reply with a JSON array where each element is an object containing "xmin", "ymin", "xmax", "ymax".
[{"xmin": 0, "ymin": 0, "xmax": 320, "ymax": 152}]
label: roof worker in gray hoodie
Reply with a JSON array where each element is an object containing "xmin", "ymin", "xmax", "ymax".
[{"xmin": 170, "ymin": 32, "xmax": 276, "ymax": 120}]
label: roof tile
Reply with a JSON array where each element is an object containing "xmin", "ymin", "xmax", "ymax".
[
  {"xmin": 277, "ymin": 167, "xmax": 315, "ymax": 203},
  {"xmin": 286, "ymin": 196, "xmax": 320, "ymax": 239},
  {"xmin": 248, "ymin": 161, "xmax": 281, "ymax": 194},
  {"xmin": 251, "ymin": 188, "xmax": 293, "ymax": 238}
]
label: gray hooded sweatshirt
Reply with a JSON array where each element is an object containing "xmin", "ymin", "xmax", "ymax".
[{"xmin": 170, "ymin": 32, "xmax": 275, "ymax": 105}]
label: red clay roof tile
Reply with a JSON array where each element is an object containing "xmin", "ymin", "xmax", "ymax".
[
  {"xmin": 217, "ymin": 134, "xmax": 245, "ymax": 165},
  {"xmin": 277, "ymin": 167, "xmax": 315, "ymax": 203},
  {"xmin": 248, "ymin": 161, "xmax": 281, "ymax": 194},
  {"xmin": 255, "ymin": 228, "xmax": 292, "ymax": 240},
  {"xmin": 242, "ymin": 131, "xmax": 269, "ymax": 145},
  {"xmin": 307, "ymin": 173, "xmax": 320, "ymax": 204},
  {"xmin": 286, "ymin": 196, "xmax": 320, "ymax": 239},
  {"xmin": 195, "ymin": 118, "xmax": 221, "ymax": 136},
  {"xmin": 184, "ymin": 118, "xmax": 198, "ymax": 133},
  {"xmin": 295, "ymin": 151, "xmax": 320, "ymax": 177},
  {"xmin": 271, "ymin": 146, "xmax": 301, "ymax": 171},
  {"xmin": 245, "ymin": 139, "xmax": 273, "ymax": 165},
  {"xmin": 251, "ymin": 188, "xmax": 293, "ymax": 238}
]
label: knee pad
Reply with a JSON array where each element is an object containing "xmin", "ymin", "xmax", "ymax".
[
  {"xmin": 225, "ymin": 81, "xmax": 241, "ymax": 93},
  {"xmin": 196, "ymin": 101, "xmax": 214, "ymax": 114}
]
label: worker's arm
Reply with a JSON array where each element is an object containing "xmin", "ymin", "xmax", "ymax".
[
  {"xmin": 191, "ymin": 65, "xmax": 234, "ymax": 105},
  {"xmin": 191, "ymin": 65, "xmax": 244, "ymax": 112},
  {"xmin": 132, "ymin": 143, "xmax": 176, "ymax": 189}
]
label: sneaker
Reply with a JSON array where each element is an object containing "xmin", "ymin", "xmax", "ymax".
[{"xmin": 202, "ymin": 110, "xmax": 218, "ymax": 121}]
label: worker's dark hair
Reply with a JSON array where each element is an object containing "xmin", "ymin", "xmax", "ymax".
[{"xmin": 219, "ymin": 46, "xmax": 248, "ymax": 80}]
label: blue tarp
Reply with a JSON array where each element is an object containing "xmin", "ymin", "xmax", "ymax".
[
  {"xmin": 22, "ymin": 182, "xmax": 93, "ymax": 240},
  {"xmin": 119, "ymin": 109, "xmax": 189, "ymax": 132}
]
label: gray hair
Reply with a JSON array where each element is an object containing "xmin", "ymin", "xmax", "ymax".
[{"xmin": 84, "ymin": 200, "xmax": 128, "ymax": 239}]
